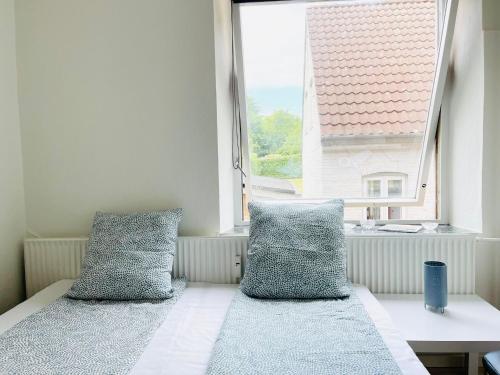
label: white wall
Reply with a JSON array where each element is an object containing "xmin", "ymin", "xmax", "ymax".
[
  {"xmin": 443, "ymin": 0, "xmax": 484, "ymax": 233},
  {"xmin": 481, "ymin": 0, "xmax": 500, "ymax": 238},
  {"xmin": 0, "ymin": 0, "xmax": 27, "ymax": 313},
  {"xmin": 14, "ymin": 0, "xmax": 229, "ymax": 237},
  {"xmin": 213, "ymin": 0, "xmax": 235, "ymax": 232},
  {"xmin": 477, "ymin": 0, "xmax": 500, "ymax": 306},
  {"xmin": 444, "ymin": 0, "xmax": 500, "ymax": 306}
]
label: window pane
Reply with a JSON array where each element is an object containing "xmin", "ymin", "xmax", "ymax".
[
  {"xmin": 240, "ymin": 0, "xmax": 441, "ymax": 220},
  {"xmin": 388, "ymin": 179, "xmax": 403, "ymax": 219},
  {"xmin": 388, "ymin": 207, "xmax": 402, "ymax": 220},
  {"xmin": 367, "ymin": 207, "xmax": 381, "ymax": 220},
  {"xmin": 367, "ymin": 180, "xmax": 381, "ymax": 198},
  {"xmin": 388, "ymin": 180, "xmax": 403, "ymax": 198}
]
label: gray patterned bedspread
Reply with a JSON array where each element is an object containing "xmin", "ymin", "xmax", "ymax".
[
  {"xmin": 207, "ymin": 285, "xmax": 402, "ymax": 375},
  {"xmin": 0, "ymin": 279, "xmax": 185, "ymax": 375}
]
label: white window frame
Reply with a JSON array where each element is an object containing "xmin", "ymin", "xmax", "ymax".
[
  {"xmin": 363, "ymin": 173, "xmax": 408, "ymax": 220},
  {"xmin": 231, "ymin": 0, "xmax": 458, "ymax": 225}
]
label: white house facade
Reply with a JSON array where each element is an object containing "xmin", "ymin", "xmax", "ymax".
[{"xmin": 302, "ymin": 0, "xmax": 439, "ymax": 220}]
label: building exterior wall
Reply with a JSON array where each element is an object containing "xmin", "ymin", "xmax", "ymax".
[
  {"xmin": 302, "ymin": 18, "xmax": 437, "ymax": 221},
  {"xmin": 321, "ymin": 139, "xmax": 421, "ymax": 199},
  {"xmin": 302, "ymin": 28, "xmax": 323, "ymax": 198},
  {"xmin": 319, "ymin": 139, "xmax": 436, "ymax": 220}
]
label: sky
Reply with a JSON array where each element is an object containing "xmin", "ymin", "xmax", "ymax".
[
  {"xmin": 240, "ymin": 2, "xmax": 338, "ymax": 115},
  {"xmin": 240, "ymin": 3, "xmax": 308, "ymax": 90}
]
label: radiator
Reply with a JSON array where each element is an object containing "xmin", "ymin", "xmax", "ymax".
[
  {"xmin": 346, "ymin": 236, "xmax": 475, "ymax": 294},
  {"xmin": 24, "ymin": 237, "xmax": 245, "ymax": 298},
  {"xmin": 24, "ymin": 233, "xmax": 475, "ymax": 297}
]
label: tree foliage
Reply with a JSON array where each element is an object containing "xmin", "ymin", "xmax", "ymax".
[{"xmin": 247, "ymin": 98, "xmax": 302, "ymax": 178}]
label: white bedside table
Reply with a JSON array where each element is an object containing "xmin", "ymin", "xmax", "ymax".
[{"xmin": 376, "ymin": 293, "xmax": 500, "ymax": 375}]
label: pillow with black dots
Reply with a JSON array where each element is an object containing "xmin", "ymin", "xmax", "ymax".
[
  {"xmin": 67, "ymin": 209, "xmax": 182, "ymax": 300},
  {"xmin": 241, "ymin": 200, "xmax": 349, "ymax": 299}
]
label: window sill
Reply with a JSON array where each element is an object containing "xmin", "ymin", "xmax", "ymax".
[{"xmin": 219, "ymin": 225, "xmax": 477, "ymax": 238}]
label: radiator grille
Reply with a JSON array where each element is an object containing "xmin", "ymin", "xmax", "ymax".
[
  {"xmin": 25, "ymin": 238, "xmax": 87, "ymax": 298},
  {"xmin": 24, "ymin": 234, "xmax": 475, "ymax": 297},
  {"xmin": 173, "ymin": 237, "xmax": 244, "ymax": 284},
  {"xmin": 24, "ymin": 237, "xmax": 244, "ymax": 297},
  {"xmin": 346, "ymin": 236, "xmax": 475, "ymax": 294}
]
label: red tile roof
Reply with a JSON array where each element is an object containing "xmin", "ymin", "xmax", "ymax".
[{"xmin": 306, "ymin": 0, "xmax": 436, "ymax": 137}]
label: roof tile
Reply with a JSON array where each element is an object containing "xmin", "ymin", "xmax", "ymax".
[{"xmin": 306, "ymin": 0, "xmax": 436, "ymax": 137}]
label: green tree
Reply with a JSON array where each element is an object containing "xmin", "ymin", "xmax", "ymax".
[
  {"xmin": 246, "ymin": 97, "xmax": 265, "ymax": 157},
  {"xmin": 246, "ymin": 97, "xmax": 261, "ymax": 131},
  {"xmin": 246, "ymin": 97, "xmax": 302, "ymax": 178}
]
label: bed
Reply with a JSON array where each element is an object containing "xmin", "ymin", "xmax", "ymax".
[{"xmin": 0, "ymin": 279, "xmax": 428, "ymax": 374}]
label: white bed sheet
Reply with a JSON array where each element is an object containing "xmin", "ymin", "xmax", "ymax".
[{"xmin": 0, "ymin": 280, "xmax": 428, "ymax": 375}]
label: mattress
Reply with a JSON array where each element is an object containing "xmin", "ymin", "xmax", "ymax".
[{"xmin": 0, "ymin": 280, "xmax": 428, "ymax": 375}]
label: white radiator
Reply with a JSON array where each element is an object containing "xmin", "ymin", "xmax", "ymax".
[
  {"xmin": 24, "ymin": 237, "xmax": 244, "ymax": 298},
  {"xmin": 346, "ymin": 235, "xmax": 475, "ymax": 294},
  {"xmin": 24, "ymin": 233, "xmax": 475, "ymax": 297}
]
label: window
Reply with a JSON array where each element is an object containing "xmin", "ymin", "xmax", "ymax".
[
  {"xmin": 232, "ymin": 0, "xmax": 457, "ymax": 223},
  {"xmin": 363, "ymin": 173, "xmax": 406, "ymax": 220}
]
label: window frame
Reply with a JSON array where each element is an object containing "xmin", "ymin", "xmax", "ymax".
[
  {"xmin": 363, "ymin": 173, "xmax": 408, "ymax": 220},
  {"xmin": 232, "ymin": 0, "xmax": 458, "ymax": 225}
]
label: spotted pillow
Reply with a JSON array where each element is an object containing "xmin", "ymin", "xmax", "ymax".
[
  {"xmin": 241, "ymin": 200, "xmax": 350, "ymax": 299},
  {"xmin": 66, "ymin": 209, "xmax": 182, "ymax": 300}
]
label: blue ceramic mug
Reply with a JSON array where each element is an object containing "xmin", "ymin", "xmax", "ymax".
[{"xmin": 424, "ymin": 261, "xmax": 447, "ymax": 313}]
